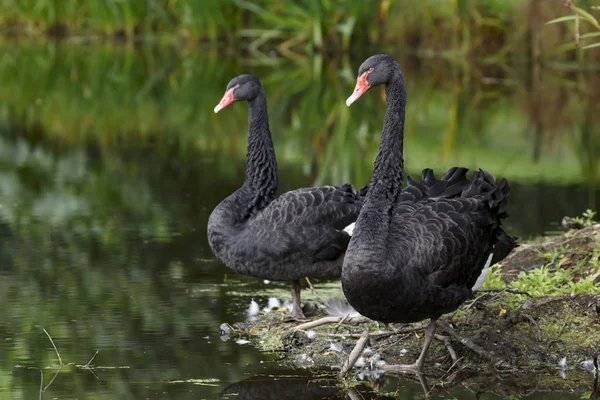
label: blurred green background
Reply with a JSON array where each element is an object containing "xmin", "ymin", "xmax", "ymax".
[
  {"xmin": 1, "ymin": 0, "xmax": 600, "ymax": 60},
  {"xmin": 0, "ymin": 1, "xmax": 599, "ymax": 399}
]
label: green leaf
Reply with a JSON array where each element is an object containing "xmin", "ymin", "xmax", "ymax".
[
  {"xmin": 545, "ymin": 15, "xmax": 577, "ymax": 25},
  {"xmin": 551, "ymin": 42, "xmax": 578, "ymax": 53},
  {"xmin": 580, "ymin": 32, "xmax": 600, "ymax": 39},
  {"xmin": 582, "ymin": 42, "xmax": 600, "ymax": 49},
  {"xmin": 575, "ymin": 7, "xmax": 599, "ymax": 25}
]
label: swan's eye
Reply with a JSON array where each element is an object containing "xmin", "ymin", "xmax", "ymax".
[{"xmin": 368, "ymin": 67, "xmax": 374, "ymax": 73}]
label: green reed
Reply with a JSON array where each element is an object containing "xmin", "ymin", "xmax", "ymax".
[
  {"xmin": 0, "ymin": 41, "xmax": 596, "ymax": 188},
  {"xmin": 1, "ymin": 0, "xmax": 599, "ymax": 62}
]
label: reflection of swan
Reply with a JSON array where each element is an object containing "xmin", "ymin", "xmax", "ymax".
[{"xmin": 218, "ymin": 375, "xmax": 337, "ymax": 400}]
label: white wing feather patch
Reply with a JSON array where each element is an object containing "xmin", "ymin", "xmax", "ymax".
[
  {"xmin": 343, "ymin": 222, "xmax": 355, "ymax": 236},
  {"xmin": 472, "ymin": 251, "xmax": 494, "ymax": 291}
]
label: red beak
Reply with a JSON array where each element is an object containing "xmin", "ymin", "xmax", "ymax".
[
  {"xmin": 214, "ymin": 88, "xmax": 235, "ymax": 113},
  {"xmin": 346, "ymin": 71, "xmax": 370, "ymax": 106}
]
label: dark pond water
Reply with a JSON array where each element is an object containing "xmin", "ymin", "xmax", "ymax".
[{"xmin": 0, "ymin": 41, "xmax": 598, "ymax": 399}]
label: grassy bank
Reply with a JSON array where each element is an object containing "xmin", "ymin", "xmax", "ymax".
[
  {"xmin": 1, "ymin": 1, "xmax": 600, "ymax": 62},
  {"xmin": 223, "ymin": 221, "xmax": 600, "ymax": 396}
]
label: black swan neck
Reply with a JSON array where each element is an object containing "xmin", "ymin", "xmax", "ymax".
[
  {"xmin": 364, "ymin": 66, "xmax": 406, "ymax": 213},
  {"xmin": 344, "ymin": 64, "xmax": 407, "ymax": 270},
  {"xmin": 242, "ymin": 91, "xmax": 279, "ymax": 217}
]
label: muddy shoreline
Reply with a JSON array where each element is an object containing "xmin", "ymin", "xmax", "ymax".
[{"xmin": 223, "ymin": 224, "xmax": 600, "ymax": 395}]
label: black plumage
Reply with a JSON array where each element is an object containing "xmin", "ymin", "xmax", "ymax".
[
  {"xmin": 208, "ymin": 74, "xmax": 365, "ymax": 320},
  {"xmin": 342, "ymin": 54, "xmax": 517, "ymax": 370}
]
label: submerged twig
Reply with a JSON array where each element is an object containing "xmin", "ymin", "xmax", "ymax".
[
  {"xmin": 85, "ymin": 351, "xmax": 100, "ymax": 380},
  {"xmin": 85, "ymin": 350, "xmax": 99, "ymax": 367},
  {"xmin": 42, "ymin": 328, "xmax": 63, "ymax": 391},
  {"xmin": 339, "ymin": 331, "xmax": 369, "ymax": 378},
  {"xmin": 39, "ymin": 369, "xmax": 43, "ymax": 400},
  {"xmin": 42, "ymin": 329, "xmax": 63, "ymax": 366}
]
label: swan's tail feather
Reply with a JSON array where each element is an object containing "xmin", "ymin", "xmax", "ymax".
[
  {"xmin": 324, "ymin": 297, "xmax": 362, "ymax": 318},
  {"xmin": 491, "ymin": 228, "xmax": 518, "ymax": 265},
  {"xmin": 406, "ymin": 166, "xmax": 470, "ymax": 200},
  {"xmin": 357, "ymin": 184, "xmax": 369, "ymax": 198},
  {"xmin": 463, "ymin": 169, "xmax": 518, "ymax": 264},
  {"xmin": 338, "ymin": 183, "xmax": 368, "ymax": 200},
  {"xmin": 465, "ymin": 169, "xmax": 511, "ymax": 219}
]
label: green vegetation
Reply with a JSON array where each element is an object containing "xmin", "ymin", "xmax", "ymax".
[
  {"xmin": 484, "ymin": 210, "xmax": 600, "ymax": 298},
  {"xmin": 510, "ymin": 266, "xmax": 599, "ymax": 296},
  {"xmin": 571, "ymin": 208, "xmax": 597, "ymax": 226},
  {"xmin": 1, "ymin": 0, "xmax": 600, "ymax": 63},
  {"xmin": 1, "ymin": 41, "xmax": 598, "ymax": 190},
  {"xmin": 547, "ymin": 0, "xmax": 600, "ymax": 51}
]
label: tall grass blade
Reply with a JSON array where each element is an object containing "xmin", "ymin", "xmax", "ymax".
[
  {"xmin": 581, "ymin": 42, "xmax": 600, "ymax": 49},
  {"xmin": 545, "ymin": 16, "xmax": 578, "ymax": 25},
  {"xmin": 580, "ymin": 32, "xmax": 600, "ymax": 39},
  {"xmin": 574, "ymin": 7, "xmax": 599, "ymax": 26}
]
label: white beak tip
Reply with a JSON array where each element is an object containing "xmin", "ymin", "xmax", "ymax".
[
  {"xmin": 214, "ymin": 104, "xmax": 222, "ymax": 113},
  {"xmin": 345, "ymin": 96, "xmax": 354, "ymax": 107}
]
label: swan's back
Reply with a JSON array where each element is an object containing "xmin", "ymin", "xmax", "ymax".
[
  {"xmin": 209, "ymin": 184, "xmax": 365, "ymax": 281},
  {"xmin": 342, "ymin": 168, "xmax": 516, "ymax": 323}
]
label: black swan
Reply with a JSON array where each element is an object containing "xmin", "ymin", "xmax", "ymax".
[
  {"xmin": 209, "ymin": 74, "xmax": 365, "ymax": 320},
  {"xmin": 342, "ymin": 54, "xmax": 517, "ymax": 370}
]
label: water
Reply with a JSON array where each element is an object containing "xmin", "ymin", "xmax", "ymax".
[{"xmin": 0, "ymin": 41, "xmax": 598, "ymax": 399}]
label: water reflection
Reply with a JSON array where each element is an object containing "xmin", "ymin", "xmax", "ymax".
[
  {"xmin": 219, "ymin": 374, "xmax": 339, "ymax": 400},
  {"xmin": 0, "ymin": 41, "xmax": 597, "ymax": 398}
]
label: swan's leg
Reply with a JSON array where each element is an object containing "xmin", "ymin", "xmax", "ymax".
[
  {"xmin": 413, "ymin": 319, "xmax": 437, "ymax": 370},
  {"xmin": 381, "ymin": 318, "xmax": 437, "ymax": 371},
  {"xmin": 291, "ymin": 280, "xmax": 307, "ymax": 321}
]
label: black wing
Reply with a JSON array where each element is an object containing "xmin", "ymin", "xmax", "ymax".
[
  {"xmin": 401, "ymin": 169, "xmax": 514, "ymax": 285},
  {"xmin": 256, "ymin": 184, "xmax": 364, "ymax": 230},
  {"xmin": 245, "ymin": 184, "xmax": 364, "ymax": 263},
  {"xmin": 387, "ymin": 169, "xmax": 517, "ymax": 318}
]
